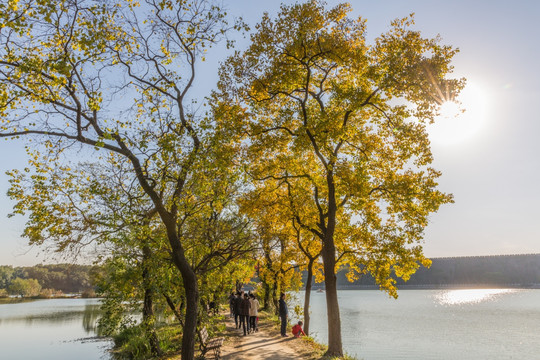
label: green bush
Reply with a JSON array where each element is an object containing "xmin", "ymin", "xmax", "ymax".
[
  {"xmin": 8, "ymin": 278, "xmax": 41, "ymax": 297},
  {"xmin": 111, "ymin": 324, "xmax": 182, "ymax": 359},
  {"xmin": 112, "ymin": 326, "xmax": 151, "ymax": 359}
]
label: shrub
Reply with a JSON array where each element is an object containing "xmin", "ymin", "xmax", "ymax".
[
  {"xmin": 112, "ymin": 326, "xmax": 151, "ymax": 359},
  {"xmin": 8, "ymin": 278, "xmax": 41, "ymax": 297},
  {"xmin": 82, "ymin": 289, "xmax": 97, "ymax": 298},
  {"xmin": 38, "ymin": 288, "xmax": 56, "ymax": 298}
]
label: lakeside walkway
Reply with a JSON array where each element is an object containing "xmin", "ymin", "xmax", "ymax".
[{"xmin": 219, "ymin": 314, "xmax": 319, "ymax": 360}]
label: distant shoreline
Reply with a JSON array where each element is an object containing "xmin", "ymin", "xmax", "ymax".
[
  {"xmin": 306, "ymin": 284, "xmax": 540, "ymax": 291},
  {"xmin": 0, "ymin": 295, "xmax": 101, "ymax": 304}
]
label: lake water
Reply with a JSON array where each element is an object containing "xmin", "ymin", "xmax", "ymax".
[
  {"xmin": 299, "ymin": 289, "xmax": 540, "ymax": 360},
  {"xmin": 1, "ymin": 291, "xmax": 538, "ymax": 359},
  {"xmin": 0, "ymin": 298, "xmax": 111, "ymax": 360}
]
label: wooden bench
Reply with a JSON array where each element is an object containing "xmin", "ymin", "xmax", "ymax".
[{"xmin": 199, "ymin": 326, "xmax": 224, "ymax": 359}]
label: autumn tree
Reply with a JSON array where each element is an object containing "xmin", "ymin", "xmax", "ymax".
[
  {"xmin": 217, "ymin": 1, "xmax": 460, "ymax": 355},
  {"xmin": 96, "ymin": 229, "xmax": 170, "ymax": 357},
  {"xmin": 8, "ymin": 277, "xmax": 42, "ymax": 297},
  {"xmin": 8, "ymin": 140, "xmax": 255, "ymax": 357},
  {"xmin": 239, "ymin": 186, "xmax": 306, "ymax": 312},
  {"xmin": 8, "ymin": 154, "xmax": 181, "ymax": 356},
  {"xmin": 243, "ymin": 178, "xmax": 323, "ymax": 331},
  {"xmin": 22, "ymin": 264, "xmax": 93, "ymax": 293},
  {"xmin": 0, "ymin": 1, "xmax": 245, "ymax": 358},
  {"xmin": 0, "ymin": 266, "xmax": 15, "ymax": 289}
]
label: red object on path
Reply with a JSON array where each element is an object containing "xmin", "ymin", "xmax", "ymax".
[{"xmin": 291, "ymin": 324, "xmax": 306, "ymax": 337}]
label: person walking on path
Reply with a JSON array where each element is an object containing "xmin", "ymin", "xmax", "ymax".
[
  {"xmin": 228, "ymin": 292, "xmax": 235, "ymax": 318},
  {"xmin": 279, "ymin": 292, "xmax": 288, "ymax": 337},
  {"xmin": 234, "ymin": 291, "xmax": 243, "ymax": 329},
  {"xmin": 239, "ymin": 293, "xmax": 251, "ymax": 336},
  {"xmin": 249, "ymin": 293, "xmax": 259, "ymax": 333}
]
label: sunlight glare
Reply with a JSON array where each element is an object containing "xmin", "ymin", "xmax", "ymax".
[
  {"xmin": 435, "ymin": 289, "xmax": 515, "ymax": 305},
  {"xmin": 429, "ymin": 82, "xmax": 489, "ymax": 145}
]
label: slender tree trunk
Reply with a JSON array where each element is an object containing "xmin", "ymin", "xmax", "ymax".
[
  {"xmin": 142, "ymin": 245, "xmax": 162, "ymax": 357},
  {"xmin": 235, "ymin": 280, "xmax": 243, "ymax": 293},
  {"xmin": 143, "ymin": 287, "xmax": 162, "ymax": 356},
  {"xmin": 262, "ymin": 281, "xmax": 271, "ymax": 311},
  {"xmin": 321, "ymin": 238, "xmax": 342, "ymax": 356},
  {"xmin": 163, "ymin": 292, "xmax": 184, "ymax": 326},
  {"xmin": 271, "ymin": 282, "xmax": 279, "ymax": 315},
  {"xmin": 303, "ymin": 257, "xmax": 314, "ymax": 335},
  {"xmin": 321, "ymin": 172, "xmax": 343, "ymax": 356},
  {"xmin": 180, "ymin": 269, "xmax": 199, "ymax": 360},
  {"xmin": 164, "ymin": 222, "xmax": 199, "ymax": 360}
]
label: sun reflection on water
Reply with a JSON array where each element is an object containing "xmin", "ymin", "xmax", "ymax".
[{"xmin": 435, "ymin": 289, "xmax": 516, "ymax": 305}]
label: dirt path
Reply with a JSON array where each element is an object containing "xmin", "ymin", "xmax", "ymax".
[{"xmin": 220, "ymin": 315, "xmax": 317, "ymax": 360}]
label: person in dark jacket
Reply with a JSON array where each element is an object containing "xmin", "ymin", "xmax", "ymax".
[
  {"xmin": 278, "ymin": 292, "xmax": 288, "ymax": 337},
  {"xmin": 228, "ymin": 292, "xmax": 235, "ymax": 318},
  {"xmin": 239, "ymin": 293, "xmax": 251, "ymax": 335},
  {"xmin": 233, "ymin": 291, "xmax": 243, "ymax": 328}
]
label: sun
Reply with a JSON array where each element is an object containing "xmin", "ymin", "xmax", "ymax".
[{"xmin": 428, "ymin": 81, "xmax": 489, "ymax": 145}]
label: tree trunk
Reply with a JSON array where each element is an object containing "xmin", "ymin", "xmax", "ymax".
[
  {"xmin": 163, "ymin": 292, "xmax": 184, "ymax": 326},
  {"xmin": 235, "ymin": 280, "xmax": 243, "ymax": 293},
  {"xmin": 303, "ymin": 257, "xmax": 314, "ymax": 335},
  {"xmin": 321, "ymin": 172, "xmax": 343, "ymax": 356},
  {"xmin": 165, "ymin": 222, "xmax": 199, "ymax": 360},
  {"xmin": 143, "ymin": 287, "xmax": 162, "ymax": 356},
  {"xmin": 271, "ymin": 282, "xmax": 279, "ymax": 315},
  {"xmin": 321, "ymin": 235, "xmax": 343, "ymax": 356},
  {"xmin": 175, "ymin": 262, "xmax": 198, "ymax": 360},
  {"xmin": 262, "ymin": 281, "xmax": 271, "ymax": 311},
  {"xmin": 179, "ymin": 269, "xmax": 198, "ymax": 360},
  {"xmin": 142, "ymin": 245, "xmax": 162, "ymax": 357}
]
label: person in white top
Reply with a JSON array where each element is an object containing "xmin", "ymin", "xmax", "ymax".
[{"xmin": 248, "ymin": 293, "xmax": 259, "ymax": 333}]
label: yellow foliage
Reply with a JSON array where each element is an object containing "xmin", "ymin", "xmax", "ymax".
[{"xmin": 216, "ymin": 0, "xmax": 458, "ymax": 297}]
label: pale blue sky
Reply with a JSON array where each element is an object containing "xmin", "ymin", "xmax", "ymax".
[{"xmin": 1, "ymin": 0, "xmax": 539, "ymax": 265}]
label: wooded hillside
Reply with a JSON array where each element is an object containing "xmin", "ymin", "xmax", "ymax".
[
  {"xmin": 329, "ymin": 254, "xmax": 540, "ymax": 288},
  {"xmin": 0, "ymin": 264, "xmax": 97, "ymax": 295}
]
